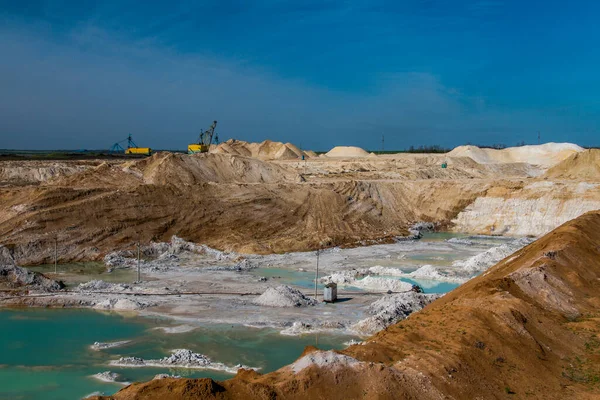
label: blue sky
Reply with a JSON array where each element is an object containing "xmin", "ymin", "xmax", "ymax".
[{"xmin": 0, "ymin": 0, "xmax": 599, "ymax": 150}]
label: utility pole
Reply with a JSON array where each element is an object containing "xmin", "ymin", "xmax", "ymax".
[
  {"xmin": 136, "ymin": 242, "xmax": 141, "ymax": 283},
  {"xmin": 54, "ymin": 235, "xmax": 58, "ymax": 274},
  {"xmin": 381, "ymin": 134, "xmax": 385, "ymax": 153},
  {"xmin": 538, "ymin": 131, "xmax": 541, "ymax": 145},
  {"xmin": 314, "ymin": 249, "xmax": 320, "ymax": 300}
]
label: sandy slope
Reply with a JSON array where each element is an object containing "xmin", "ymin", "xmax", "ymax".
[
  {"xmin": 0, "ymin": 143, "xmax": 599, "ymax": 265},
  {"xmin": 544, "ymin": 149, "xmax": 600, "ymax": 181},
  {"xmin": 93, "ymin": 211, "xmax": 600, "ymax": 400}
]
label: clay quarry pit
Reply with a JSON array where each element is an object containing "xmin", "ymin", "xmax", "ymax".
[{"xmin": 2, "ymin": 139, "xmax": 600, "ymax": 399}]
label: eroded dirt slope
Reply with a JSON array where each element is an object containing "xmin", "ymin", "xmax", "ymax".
[
  {"xmin": 0, "ymin": 152, "xmax": 493, "ymax": 264},
  {"xmin": 95, "ymin": 211, "xmax": 600, "ymax": 400}
]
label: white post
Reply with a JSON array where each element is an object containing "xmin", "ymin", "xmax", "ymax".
[
  {"xmin": 137, "ymin": 242, "xmax": 141, "ymax": 283},
  {"xmin": 314, "ymin": 249, "xmax": 319, "ymax": 300}
]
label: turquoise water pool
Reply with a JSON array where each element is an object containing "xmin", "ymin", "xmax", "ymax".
[{"xmin": 0, "ymin": 309, "xmax": 354, "ymax": 400}]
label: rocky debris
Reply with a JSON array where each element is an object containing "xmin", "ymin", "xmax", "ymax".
[
  {"xmin": 93, "ymin": 298, "xmax": 155, "ymax": 311},
  {"xmin": 253, "ymin": 285, "xmax": 318, "ymax": 307},
  {"xmin": 153, "ymin": 374, "xmax": 181, "ymax": 380},
  {"xmin": 320, "ymin": 269, "xmax": 367, "ymax": 285},
  {"xmin": 452, "ymin": 238, "xmax": 533, "ymax": 275},
  {"xmin": 103, "ymin": 253, "xmax": 136, "ymax": 268},
  {"xmin": 352, "ymin": 292, "xmax": 441, "ymax": 335},
  {"xmin": 0, "ymin": 246, "xmax": 15, "ymax": 265},
  {"xmin": 77, "ymin": 280, "xmax": 131, "ymax": 292},
  {"xmin": 0, "ymin": 264, "xmax": 64, "ymax": 291},
  {"xmin": 92, "ymin": 371, "xmax": 127, "ymax": 384},
  {"xmin": 114, "ymin": 356, "xmax": 145, "ymax": 366},
  {"xmin": 291, "ymin": 350, "xmax": 361, "ymax": 373},
  {"xmin": 280, "ymin": 321, "xmax": 314, "ymax": 335},
  {"xmin": 112, "ymin": 349, "xmax": 254, "ymax": 373},
  {"xmin": 104, "ymin": 236, "xmax": 238, "ymax": 271},
  {"xmin": 409, "ymin": 222, "xmax": 435, "ymax": 237},
  {"xmin": 90, "ymin": 340, "xmax": 131, "ymax": 351},
  {"xmin": 343, "ymin": 339, "xmax": 364, "ymax": 346},
  {"xmin": 205, "ymin": 258, "xmax": 255, "ymax": 272}
]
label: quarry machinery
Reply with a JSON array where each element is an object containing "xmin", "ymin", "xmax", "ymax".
[
  {"xmin": 188, "ymin": 120, "xmax": 218, "ymax": 154},
  {"xmin": 109, "ymin": 134, "xmax": 152, "ymax": 156}
]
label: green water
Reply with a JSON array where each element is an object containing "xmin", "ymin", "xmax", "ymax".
[
  {"xmin": 0, "ymin": 309, "xmax": 354, "ymax": 400},
  {"xmin": 28, "ymin": 263, "xmax": 136, "ymax": 287}
]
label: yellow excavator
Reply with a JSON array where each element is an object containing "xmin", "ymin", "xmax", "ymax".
[
  {"xmin": 188, "ymin": 121, "xmax": 218, "ymax": 154},
  {"xmin": 109, "ymin": 134, "xmax": 152, "ymax": 156}
]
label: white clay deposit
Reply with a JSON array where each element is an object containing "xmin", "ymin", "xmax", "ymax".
[
  {"xmin": 92, "ymin": 371, "xmax": 128, "ymax": 385},
  {"xmin": 90, "ymin": 340, "xmax": 131, "ymax": 351},
  {"xmin": 111, "ymin": 349, "xmax": 255, "ymax": 374},
  {"xmin": 291, "ymin": 350, "xmax": 361, "ymax": 373},
  {"xmin": 351, "ymin": 292, "xmax": 441, "ymax": 335},
  {"xmin": 253, "ymin": 285, "xmax": 317, "ymax": 307}
]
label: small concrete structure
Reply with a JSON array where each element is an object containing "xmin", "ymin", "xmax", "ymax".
[{"xmin": 324, "ymin": 282, "xmax": 338, "ymax": 303}]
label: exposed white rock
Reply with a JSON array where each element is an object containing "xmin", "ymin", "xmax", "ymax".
[
  {"xmin": 92, "ymin": 371, "xmax": 128, "ymax": 385},
  {"xmin": 93, "ymin": 298, "xmax": 154, "ymax": 311},
  {"xmin": 291, "ymin": 350, "xmax": 361, "ymax": 373},
  {"xmin": 351, "ymin": 276, "xmax": 413, "ymax": 292},
  {"xmin": 0, "ymin": 264, "xmax": 63, "ymax": 291},
  {"xmin": 90, "ymin": 340, "xmax": 131, "ymax": 351},
  {"xmin": 452, "ymin": 196, "xmax": 600, "ymax": 237},
  {"xmin": 352, "ymin": 292, "xmax": 440, "ymax": 335},
  {"xmin": 153, "ymin": 374, "xmax": 182, "ymax": 380},
  {"xmin": 111, "ymin": 349, "xmax": 255, "ymax": 374},
  {"xmin": 452, "ymin": 238, "xmax": 533, "ymax": 275}
]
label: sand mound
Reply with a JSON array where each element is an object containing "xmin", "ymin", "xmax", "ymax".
[
  {"xmin": 544, "ymin": 149, "xmax": 600, "ymax": 180},
  {"xmin": 325, "ymin": 146, "xmax": 370, "ymax": 158},
  {"xmin": 352, "ymin": 292, "xmax": 440, "ymax": 335},
  {"xmin": 448, "ymin": 142, "xmax": 583, "ymax": 167},
  {"xmin": 136, "ymin": 152, "xmax": 298, "ymax": 185},
  {"xmin": 211, "ymin": 139, "xmax": 311, "ymax": 160},
  {"xmin": 253, "ymin": 285, "xmax": 317, "ymax": 307}
]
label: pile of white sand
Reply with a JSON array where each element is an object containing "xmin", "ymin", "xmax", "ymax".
[
  {"xmin": 448, "ymin": 143, "xmax": 583, "ymax": 167},
  {"xmin": 451, "ymin": 237, "xmax": 533, "ymax": 275},
  {"xmin": 352, "ymin": 292, "xmax": 440, "ymax": 335},
  {"xmin": 291, "ymin": 350, "xmax": 361, "ymax": 373},
  {"xmin": 325, "ymin": 146, "xmax": 370, "ymax": 158},
  {"xmin": 253, "ymin": 285, "xmax": 317, "ymax": 307}
]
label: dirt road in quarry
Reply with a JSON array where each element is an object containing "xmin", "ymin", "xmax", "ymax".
[{"xmin": 1, "ymin": 142, "xmax": 600, "ymax": 265}]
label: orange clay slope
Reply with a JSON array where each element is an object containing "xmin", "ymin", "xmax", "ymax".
[{"xmin": 94, "ymin": 211, "xmax": 600, "ymax": 400}]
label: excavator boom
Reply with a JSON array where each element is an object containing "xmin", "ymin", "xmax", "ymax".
[{"xmin": 188, "ymin": 120, "xmax": 218, "ymax": 154}]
